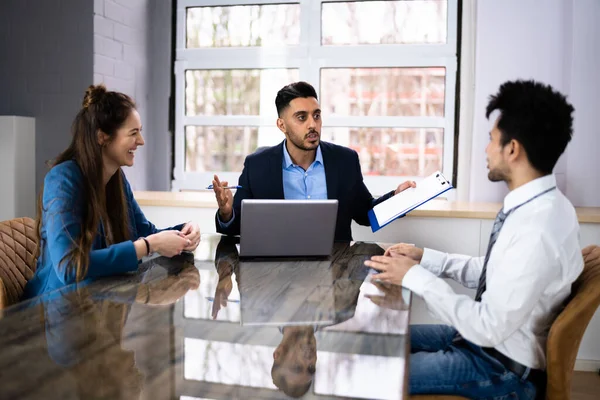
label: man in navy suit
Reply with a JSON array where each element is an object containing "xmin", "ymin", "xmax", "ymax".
[{"xmin": 212, "ymin": 81, "xmax": 415, "ymax": 242}]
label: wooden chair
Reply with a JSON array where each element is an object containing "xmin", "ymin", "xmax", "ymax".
[
  {"xmin": 0, "ymin": 217, "xmax": 38, "ymax": 309},
  {"xmin": 545, "ymin": 248, "xmax": 600, "ymax": 399},
  {"xmin": 412, "ymin": 248, "xmax": 600, "ymax": 400}
]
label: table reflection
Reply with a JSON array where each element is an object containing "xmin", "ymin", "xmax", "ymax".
[
  {"xmin": 0, "ymin": 234, "xmax": 411, "ymax": 400},
  {"xmin": 177, "ymin": 234, "xmax": 410, "ymax": 400},
  {"xmin": 42, "ymin": 256, "xmax": 199, "ymax": 400}
]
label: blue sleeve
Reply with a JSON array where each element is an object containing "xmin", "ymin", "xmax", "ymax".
[
  {"xmin": 123, "ymin": 175, "xmax": 185, "ymax": 237},
  {"xmin": 44, "ymin": 289, "xmax": 132, "ymax": 367},
  {"xmin": 217, "ymin": 208, "xmax": 236, "ymax": 229},
  {"xmin": 43, "ymin": 166, "xmax": 139, "ymax": 285}
]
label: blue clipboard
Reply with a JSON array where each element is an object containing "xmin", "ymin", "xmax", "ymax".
[{"xmin": 369, "ymin": 184, "xmax": 453, "ymax": 233}]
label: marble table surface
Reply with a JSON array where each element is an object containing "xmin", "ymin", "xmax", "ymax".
[{"xmin": 0, "ymin": 234, "xmax": 411, "ymax": 400}]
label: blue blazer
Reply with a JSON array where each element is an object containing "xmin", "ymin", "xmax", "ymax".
[
  {"xmin": 215, "ymin": 141, "xmax": 394, "ymax": 241},
  {"xmin": 23, "ymin": 160, "xmax": 184, "ymax": 300}
]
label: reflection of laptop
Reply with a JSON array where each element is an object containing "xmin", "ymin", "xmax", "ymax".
[
  {"xmin": 238, "ymin": 259, "xmax": 336, "ymax": 326},
  {"xmin": 239, "ymin": 199, "xmax": 338, "ymax": 257}
]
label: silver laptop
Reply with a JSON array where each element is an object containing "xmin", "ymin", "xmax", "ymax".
[{"xmin": 239, "ymin": 199, "xmax": 338, "ymax": 257}]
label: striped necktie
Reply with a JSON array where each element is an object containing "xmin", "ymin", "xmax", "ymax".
[
  {"xmin": 474, "ymin": 186, "xmax": 557, "ymax": 302},
  {"xmin": 474, "ymin": 209, "xmax": 508, "ymax": 301}
]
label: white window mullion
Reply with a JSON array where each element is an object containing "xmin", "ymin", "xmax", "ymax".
[
  {"xmin": 447, "ymin": 0, "xmax": 459, "ymax": 52},
  {"xmin": 182, "ymin": 115, "xmax": 275, "ymax": 127},
  {"xmin": 179, "ymin": 0, "xmax": 299, "ymax": 7},
  {"xmin": 442, "ymin": 59, "xmax": 458, "ymax": 182},
  {"xmin": 324, "ymin": 116, "xmax": 446, "ymax": 129},
  {"xmin": 173, "ymin": 61, "xmax": 187, "ymax": 185},
  {"xmin": 177, "ymin": 47, "xmax": 308, "ymax": 68}
]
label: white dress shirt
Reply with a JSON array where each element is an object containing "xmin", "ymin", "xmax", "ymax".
[{"xmin": 402, "ymin": 174, "xmax": 583, "ymax": 369}]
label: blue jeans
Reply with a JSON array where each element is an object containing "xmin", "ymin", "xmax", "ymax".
[{"xmin": 409, "ymin": 325, "xmax": 538, "ymax": 399}]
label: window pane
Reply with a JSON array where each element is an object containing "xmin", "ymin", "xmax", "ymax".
[
  {"xmin": 185, "ymin": 126, "xmax": 259, "ymax": 172},
  {"xmin": 187, "ymin": 4, "xmax": 300, "ymax": 48},
  {"xmin": 322, "ymin": 127, "xmax": 443, "ymax": 177},
  {"xmin": 185, "ymin": 69, "xmax": 299, "ymax": 116},
  {"xmin": 322, "ymin": 0, "xmax": 447, "ymax": 45},
  {"xmin": 320, "ymin": 68, "xmax": 445, "ymax": 117}
]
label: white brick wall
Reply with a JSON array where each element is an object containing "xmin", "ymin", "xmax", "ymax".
[{"xmin": 94, "ymin": 0, "xmax": 150, "ymax": 190}]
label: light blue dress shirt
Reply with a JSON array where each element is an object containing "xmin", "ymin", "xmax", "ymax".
[
  {"xmin": 282, "ymin": 141, "xmax": 328, "ymax": 200},
  {"xmin": 218, "ymin": 141, "xmax": 328, "ymax": 228}
]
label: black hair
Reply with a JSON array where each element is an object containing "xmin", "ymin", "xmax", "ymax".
[
  {"xmin": 275, "ymin": 81, "xmax": 318, "ymax": 116},
  {"xmin": 486, "ymin": 80, "xmax": 574, "ymax": 174}
]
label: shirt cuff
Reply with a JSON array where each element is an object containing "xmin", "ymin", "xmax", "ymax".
[
  {"xmin": 217, "ymin": 209, "xmax": 236, "ymax": 229},
  {"xmin": 419, "ymin": 248, "xmax": 447, "ymax": 275},
  {"xmin": 401, "ymin": 264, "xmax": 438, "ymax": 296}
]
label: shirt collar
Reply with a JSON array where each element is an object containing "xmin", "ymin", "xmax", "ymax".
[
  {"xmin": 503, "ymin": 174, "xmax": 557, "ymax": 213},
  {"xmin": 282, "ymin": 140, "xmax": 323, "ymax": 169}
]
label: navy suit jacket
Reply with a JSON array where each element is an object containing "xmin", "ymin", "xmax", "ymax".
[{"xmin": 215, "ymin": 141, "xmax": 394, "ymax": 241}]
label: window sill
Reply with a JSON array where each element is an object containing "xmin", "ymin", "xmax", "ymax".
[{"xmin": 134, "ymin": 191, "xmax": 600, "ymax": 224}]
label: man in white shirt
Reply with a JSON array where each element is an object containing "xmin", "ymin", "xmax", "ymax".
[{"xmin": 365, "ymin": 80, "xmax": 583, "ymax": 399}]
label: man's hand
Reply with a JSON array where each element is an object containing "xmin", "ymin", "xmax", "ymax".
[
  {"xmin": 364, "ymin": 254, "xmax": 419, "ymax": 285},
  {"xmin": 583, "ymin": 245, "xmax": 600, "ymax": 269},
  {"xmin": 384, "ymin": 243, "xmax": 424, "ymax": 261},
  {"xmin": 212, "ymin": 274, "xmax": 233, "ymax": 320},
  {"xmin": 212, "ymin": 174, "xmax": 234, "ymax": 222},
  {"xmin": 394, "ymin": 180, "xmax": 417, "ymax": 195}
]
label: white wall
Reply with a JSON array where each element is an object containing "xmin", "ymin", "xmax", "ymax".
[
  {"xmin": 0, "ymin": 117, "xmax": 36, "ymax": 220},
  {"xmin": 564, "ymin": 0, "xmax": 600, "ymax": 207},
  {"xmin": 467, "ymin": 0, "xmax": 600, "ymax": 207},
  {"xmin": 93, "ymin": 0, "xmax": 150, "ymax": 190},
  {"xmin": 93, "ymin": 0, "xmax": 174, "ymax": 192}
]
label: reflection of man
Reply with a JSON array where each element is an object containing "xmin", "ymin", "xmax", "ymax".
[
  {"xmin": 271, "ymin": 326, "xmax": 318, "ymax": 398},
  {"xmin": 212, "ymin": 81, "xmax": 415, "ymax": 242},
  {"xmin": 271, "ymin": 242, "xmax": 382, "ymax": 398},
  {"xmin": 211, "ymin": 236, "xmax": 239, "ymax": 319},
  {"xmin": 366, "ymin": 80, "xmax": 582, "ymax": 399}
]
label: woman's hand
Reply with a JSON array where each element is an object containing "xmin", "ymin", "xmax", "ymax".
[
  {"xmin": 146, "ymin": 230, "xmax": 190, "ymax": 257},
  {"xmin": 137, "ymin": 263, "xmax": 200, "ymax": 306},
  {"xmin": 181, "ymin": 222, "xmax": 201, "ymax": 251}
]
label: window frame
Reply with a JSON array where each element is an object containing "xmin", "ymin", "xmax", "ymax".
[{"xmin": 173, "ymin": 0, "xmax": 458, "ymax": 195}]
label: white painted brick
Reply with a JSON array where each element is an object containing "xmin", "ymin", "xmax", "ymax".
[
  {"xmin": 94, "ymin": 35, "xmax": 123, "ymax": 59},
  {"xmin": 94, "ymin": 74, "xmax": 105, "ymax": 85},
  {"xmin": 114, "ymin": 61, "xmax": 135, "ymax": 80},
  {"xmin": 104, "ymin": 1, "xmax": 127, "ymax": 24},
  {"xmin": 94, "ymin": 0, "xmax": 104, "ymax": 16},
  {"xmin": 94, "ymin": 54, "xmax": 115, "ymax": 76},
  {"xmin": 114, "ymin": 22, "xmax": 139, "ymax": 45},
  {"xmin": 123, "ymin": 8, "xmax": 145, "ymax": 28},
  {"xmin": 123, "ymin": 43, "xmax": 143, "ymax": 64},
  {"xmin": 113, "ymin": 0, "xmax": 140, "ymax": 9},
  {"xmin": 104, "ymin": 76, "xmax": 135, "ymax": 96},
  {"xmin": 94, "ymin": 15, "xmax": 113, "ymax": 38}
]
